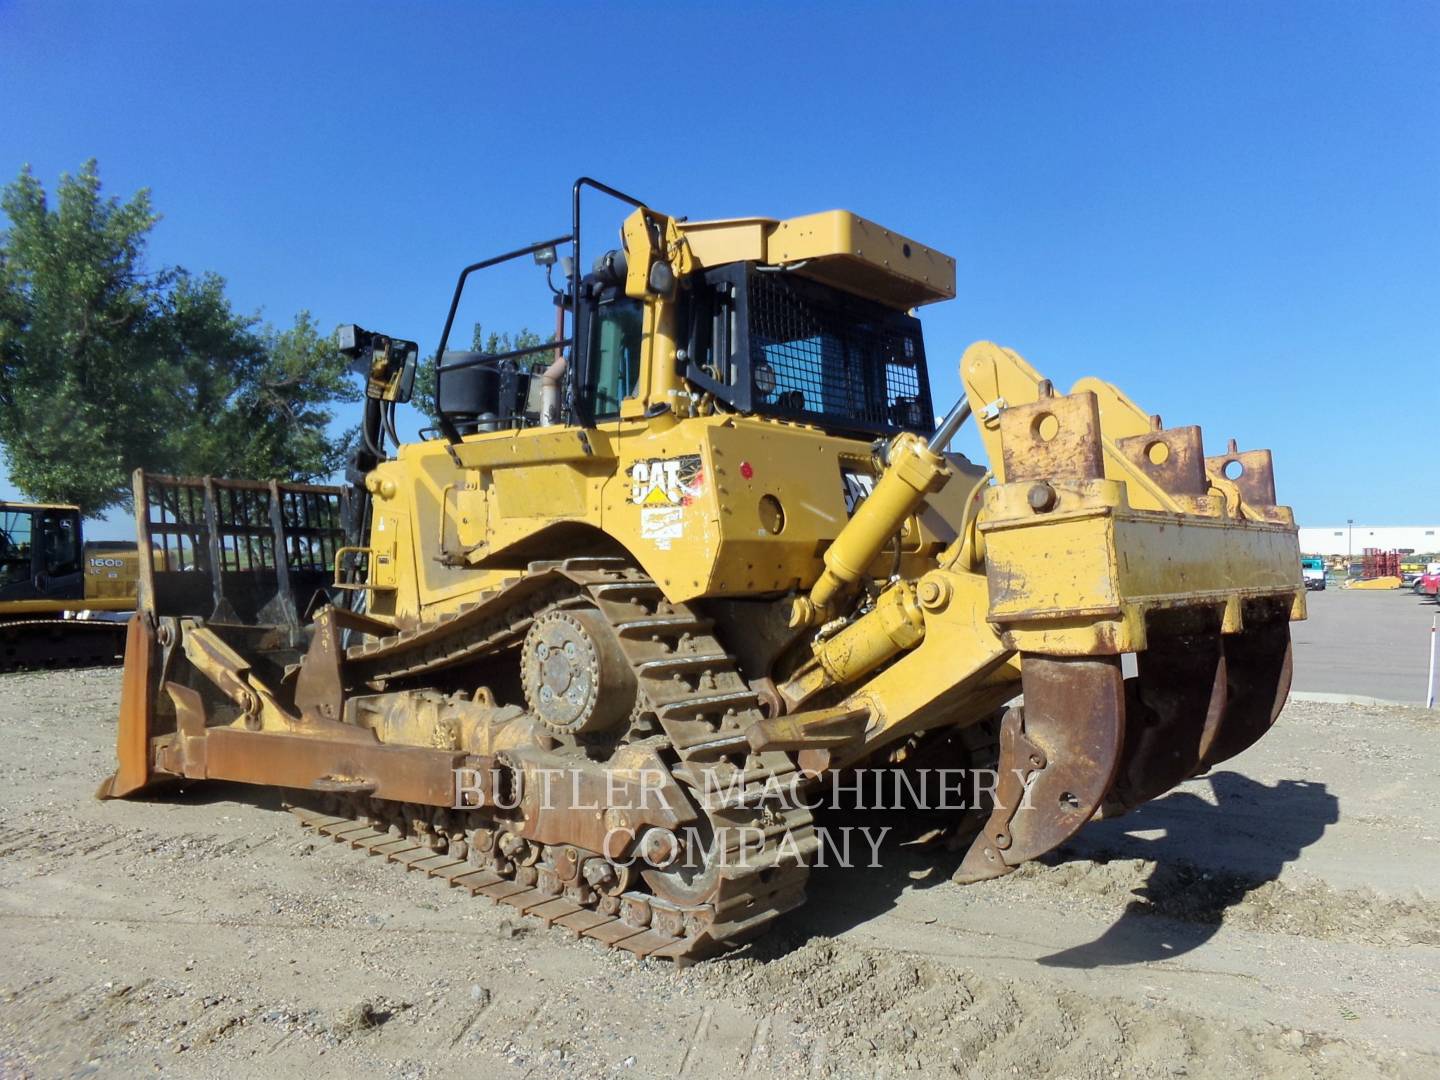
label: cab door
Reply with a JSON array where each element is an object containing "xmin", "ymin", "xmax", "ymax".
[
  {"xmin": 36, "ymin": 509, "xmax": 84, "ymax": 600},
  {"xmin": 0, "ymin": 506, "xmax": 42, "ymax": 602}
]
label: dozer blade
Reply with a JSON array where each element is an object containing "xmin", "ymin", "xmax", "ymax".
[
  {"xmin": 96, "ymin": 613, "xmax": 158, "ymax": 800},
  {"xmin": 955, "ymin": 655, "xmax": 1124, "ymax": 883},
  {"xmin": 98, "ymin": 470, "xmax": 351, "ymax": 803}
]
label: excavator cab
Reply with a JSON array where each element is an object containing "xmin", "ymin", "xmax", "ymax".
[
  {"xmin": 1, "ymin": 502, "xmax": 139, "ymax": 670},
  {"xmin": 0, "ymin": 504, "xmax": 81, "ymax": 600},
  {"xmin": 1, "ymin": 505, "xmax": 38, "ymax": 593}
]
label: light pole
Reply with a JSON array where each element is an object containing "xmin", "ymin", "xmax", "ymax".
[{"xmin": 1347, "ymin": 519, "xmax": 1354, "ymax": 567}]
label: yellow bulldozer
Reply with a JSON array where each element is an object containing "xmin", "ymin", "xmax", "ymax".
[
  {"xmin": 101, "ymin": 179, "xmax": 1303, "ymax": 961},
  {"xmin": 1, "ymin": 501, "xmax": 138, "ymax": 670}
]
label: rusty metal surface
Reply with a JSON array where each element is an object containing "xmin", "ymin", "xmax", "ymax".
[
  {"xmin": 96, "ymin": 614, "xmax": 156, "ymax": 799},
  {"xmin": 521, "ymin": 608, "xmax": 636, "ymax": 735},
  {"xmin": 956, "ymin": 654, "xmax": 1124, "ymax": 883},
  {"xmin": 1114, "ymin": 423, "xmax": 1208, "ymax": 498},
  {"xmin": 976, "ymin": 708, "xmax": 1046, "ymax": 851},
  {"xmin": 998, "ymin": 389, "xmax": 1104, "ymax": 483},
  {"xmin": 1103, "ymin": 608, "xmax": 1226, "ymax": 815},
  {"xmin": 509, "ymin": 745, "xmax": 691, "ymax": 856},
  {"xmin": 113, "ymin": 558, "xmax": 814, "ymax": 962},
  {"xmin": 197, "ymin": 728, "xmax": 469, "ymax": 806},
  {"xmin": 180, "ymin": 626, "xmax": 257, "ymax": 718},
  {"xmin": 292, "ymin": 605, "xmax": 393, "ymax": 723},
  {"xmin": 293, "ymin": 606, "xmax": 348, "ymax": 723},
  {"xmin": 1206, "ymin": 441, "xmax": 1278, "ymax": 508},
  {"xmin": 1103, "ymin": 601, "xmax": 1290, "ymax": 811},
  {"xmin": 161, "ymin": 680, "xmax": 211, "ymax": 780},
  {"xmin": 1197, "ymin": 602, "xmax": 1292, "ymax": 771},
  {"xmin": 289, "ymin": 802, "xmax": 721, "ymax": 964},
  {"xmin": 746, "ymin": 706, "xmax": 870, "ymax": 753}
]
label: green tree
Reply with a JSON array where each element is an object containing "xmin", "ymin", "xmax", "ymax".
[
  {"xmin": 152, "ymin": 288, "xmax": 359, "ymax": 482},
  {"xmin": 412, "ymin": 324, "xmax": 548, "ymax": 428},
  {"xmin": 0, "ymin": 161, "xmax": 360, "ymax": 516}
]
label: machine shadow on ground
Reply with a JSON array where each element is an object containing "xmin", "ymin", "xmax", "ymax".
[
  {"xmin": 144, "ymin": 778, "xmax": 290, "ymax": 811},
  {"xmin": 754, "ymin": 771, "xmax": 1339, "ymax": 967},
  {"xmin": 1035, "ymin": 772, "xmax": 1339, "ymax": 967}
]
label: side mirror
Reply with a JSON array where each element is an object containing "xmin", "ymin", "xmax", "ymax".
[{"xmin": 338, "ymin": 324, "xmax": 419, "ymax": 404}]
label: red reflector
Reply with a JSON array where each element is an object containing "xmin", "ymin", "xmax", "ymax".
[{"xmin": 739, "ymin": 461, "xmax": 754, "ymax": 479}]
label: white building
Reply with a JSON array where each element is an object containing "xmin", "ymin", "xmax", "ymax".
[{"xmin": 1298, "ymin": 525, "xmax": 1440, "ymax": 557}]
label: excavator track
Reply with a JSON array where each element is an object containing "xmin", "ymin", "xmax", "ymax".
[
  {"xmin": 1, "ymin": 618, "xmax": 128, "ymax": 673},
  {"xmin": 292, "ymin": 557, "xmax": 815, "ymax": 962}
]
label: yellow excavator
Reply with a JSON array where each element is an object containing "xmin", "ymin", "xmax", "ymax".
[
  {"xmin": 101, "ymin": 180, "xmax": 1302, "ymax": 961},
  {"xmin": 1, "ymin": 501, "xmax": 138, "ymax": 671}
]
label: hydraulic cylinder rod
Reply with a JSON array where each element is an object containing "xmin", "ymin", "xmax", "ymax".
[
  {"xmin": 791, "ymin": 404, "xmax": 961, "ymax": 628},
  {"xmin": 929, "ymin": 398, "xmax": 972, "ymax": 453}
]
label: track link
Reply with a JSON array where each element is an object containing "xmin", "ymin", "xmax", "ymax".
[
  {"xmin": 301, "ymin": 557, "xmax": 815, "ymax": 961},
  {"xmin": 289, "ymin": 804, "xmax": 711, "ymax": 962},
  {"xmin": 1, "ymin": 618, "xmax": 128, "ymax": 673}
]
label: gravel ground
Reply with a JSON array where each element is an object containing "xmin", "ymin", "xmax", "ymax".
[{"xmin": 0, "ymin": 668, "xmax": 1436, "ymax": 1079}]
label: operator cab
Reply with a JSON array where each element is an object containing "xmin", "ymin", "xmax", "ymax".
[
  {"xmin": 429, "ymin": 180, "xmax": 953, "ymax": 443},
  {"xmin": 0, "ymin": 504, "xmax": 83, "ymax": 601},
  {"xmin": 437, "ymin": 249, "xmax": 934, "ymax": 439}
]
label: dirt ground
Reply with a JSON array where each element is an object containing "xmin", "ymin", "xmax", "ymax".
[{"xmin": 1, "ymin": 669, "xmax": 1437, "ymax": 1079}]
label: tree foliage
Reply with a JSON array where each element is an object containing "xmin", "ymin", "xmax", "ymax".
[
  {"xmin": 0, "ymin": 161, "xmax": 359, "ymax": 515},
  {"xmin": 412, "ymin": 325, "xmax": 548, "ymax": 428}
]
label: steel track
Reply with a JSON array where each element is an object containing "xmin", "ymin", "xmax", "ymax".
[
  {"xmin": 0, "ymin": 618, "xmax": 127, "ymax": 674},
  {"xmin": 293, "ymin": 557, "xmax": 815, "ymax": 961}
]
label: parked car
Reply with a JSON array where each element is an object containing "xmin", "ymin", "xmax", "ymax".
[{"xmin": 1418, "ymin": 570, "xmax": 1440, "ymax": 600}]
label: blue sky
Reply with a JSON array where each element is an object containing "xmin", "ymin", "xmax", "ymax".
[{"xmin": 1, "ymin": 1, "xmax": 1435, "ymax": 538}]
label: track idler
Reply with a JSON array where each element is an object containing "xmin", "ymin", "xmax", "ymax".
[{"xmin": 955, "ymin": 655, "xmax": 1125, "ymax": 883}]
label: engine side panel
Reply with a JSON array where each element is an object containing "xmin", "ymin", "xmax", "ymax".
[{"xmin": 365, "ymin": 416, "xmax": 983, "ymax": 623}]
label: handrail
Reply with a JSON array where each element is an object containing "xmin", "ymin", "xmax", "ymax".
[
  {"xmin": 433, "ymin": 179, "xmax": 649, "ymax": 442},
  {"xmin": 433, "ymin": 234, "xmax": 573, "ymax": 442},
  {"xmin": 439, "ymin": 338, "xmax": 574, "ymax": 374}
]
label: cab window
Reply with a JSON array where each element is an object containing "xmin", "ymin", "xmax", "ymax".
[
  {"xmin": 39, "ymin": 511, "xmax": 80, "ymax": 577},
  {"xmin": 586, "ymin": 298, "xmax": 643, "ymax": 419},
  {"xmin": 1, "ymin": 509, "xmax": 34, "ymax": 585}
]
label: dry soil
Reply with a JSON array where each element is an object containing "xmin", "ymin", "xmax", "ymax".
[{"xmin": 0, "ymin": 670, "xmax": 1437, "ymax": 1079}]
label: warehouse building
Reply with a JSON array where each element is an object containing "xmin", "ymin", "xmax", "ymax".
[{"xmin": 1298, "ymin": 524, "xmax": 1440, "ymax": 557}]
